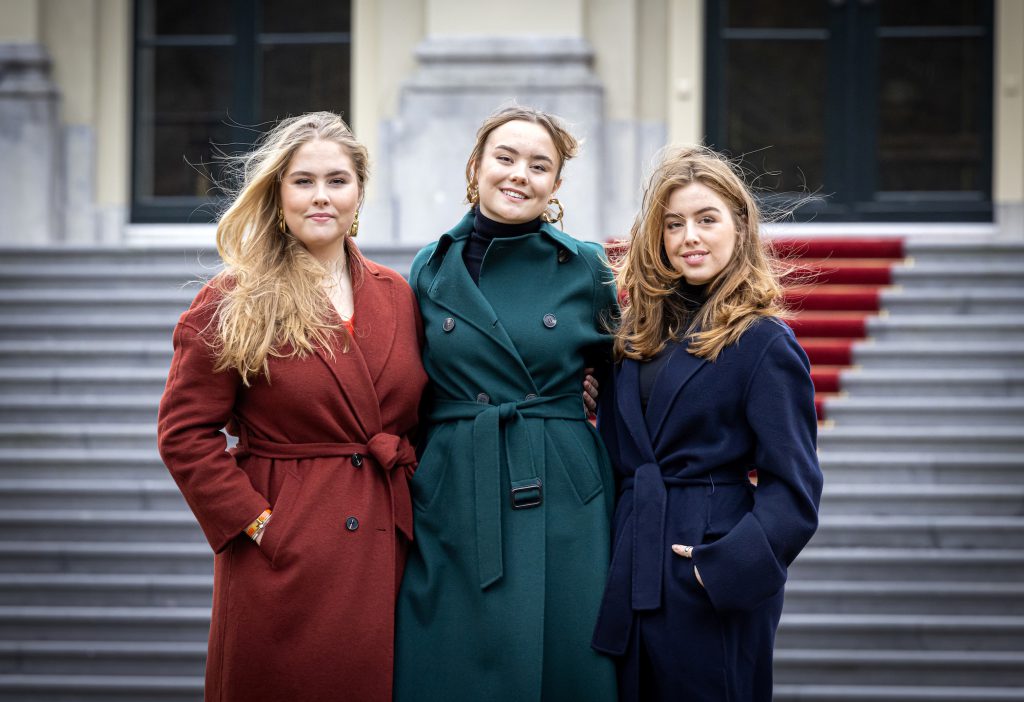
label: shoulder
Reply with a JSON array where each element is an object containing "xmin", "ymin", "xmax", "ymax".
[{"xmin": 177, "ymin": 275, "xmax": 230, "ymax": 332}]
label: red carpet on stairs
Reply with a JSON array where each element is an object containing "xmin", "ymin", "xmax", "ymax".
[
  {"xmin": 605, "ymin": 237, "xmax": 906, "ymax": 421},
  {"xmin": 770, "ymin": 238, "xmax": 906, "ymax": 420}
]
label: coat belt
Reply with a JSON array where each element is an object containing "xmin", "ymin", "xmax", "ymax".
[
  {"xmin": 429, "ymin": 393, "xmax": 586, "ymax": 590},
  {"xmin": 236, "ymin": 428, "xmax": 418, "ymax": 541},
  {"xmin": 592, "ymin": 466, "xmax": 748, "ymax": 656}
]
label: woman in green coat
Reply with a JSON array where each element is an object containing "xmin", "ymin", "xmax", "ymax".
[{"xmin": 394, "ymin": 107, "xmax": 618, "ymax": 701}]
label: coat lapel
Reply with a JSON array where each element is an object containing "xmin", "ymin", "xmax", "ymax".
[
  {"xmin": 646, "ymin": 341, "xmax": 708, "ymax": 446},
  {"xmin": 616, "ymin": 359, "xmax": 658, "ymax": 464}
]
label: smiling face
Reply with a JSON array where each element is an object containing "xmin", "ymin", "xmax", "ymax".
[
  {"xmin": 661, "ymin": 182, "xmax": 738, "ymax": 285},
  {"xmin": 279, "ymin": 139, "xmax": 361, "ymax": 263},
  {"xmin": 473, "ymin": 120, "xmax": 561, "ymax": 225}
]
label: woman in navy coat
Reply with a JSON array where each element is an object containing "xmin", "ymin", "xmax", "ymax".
[{"xmin": 591, "ymin": 145, "xmax": 823, "ymax": 701}]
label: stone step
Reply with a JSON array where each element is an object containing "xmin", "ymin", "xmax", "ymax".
[
  {"xmin": 774, "ymin": 684, "xmax": 1024, "ymax": 701},
  {"xmin": 822, "ymin": 397, "xmax": 1024, "ymax": 426},
  {"xmin": 0, "ymin": 246, "xmax": 220, "ymax": 267},
  {"xmin": 775, "ymin": 613, "xmax": 1024, "ymax": 651},
  {"xmin": 0, "ymin": 314, "xmax": 177, "ymax": 341},
  {"xmin": 817, "ymin": 452, "xmax": 1024, "ymax": 485},
  {"xmin": 0, "ymin": 574, "xmax": 212, "ymax": 607},
  {"xmin": 790, "ymin": 548, "xmax": 1024, "ymax": 582},
  {"xmin": 775, "ymin": 649, "xmax": 1024, "ymax": 688},
  {"xmin": 0, "ymin": 341, "xmax": 172, "ymax": 369},
  {"xmin": 0, "ymin": 640, "xmax": 206, "ymax": 677},
  {"xmin": 851, "ymin": 340, "xmax": 1024, "ymax": 369},
  {"xmin": 0, "ymin": 367, "xmax": 170, "ymax": 395},
  {"xmin": 0, "ymin": 448, "xmax": 167, "ymax": 479},
  {"xmin": 0, "ymin": 425, "xmax": 157, "ymax": 449},
  {"xmin": 784, "ymin": 581, "xmax": 1024, "ymax": 616},
  {"xmin": 0, "ymin": 395, "xmax": 165, "ymax": 422},
  {"xmin": 866, "ymin": 315, "xmax": 1024, "ymax": 341},
  {"xmin": 0, "ymin": 288, "xmax": 197, "ymax": 315},
  {"xmin": 818, "ymin": 426, "xmax": 1024, "ymax": 454},
  {"xmin": 0, "ymin": 511, "xmax": 203, "ymax": 542},
  {"xmin": 820, "ymin": 484, "xmax": 1024, "ymax": 516},
  {"xmin": 0, "ymin": 264, "xmax": 209, "ymax": 290},
  {"xmin": 893, "ymin": 262, "xmax": 1024, "ymax": 288},
  {"xmin": 838, "ymin": 369, "xmax": 1024, "ymax": 397},
  {"xmin": 880, "ymin": 288, "xmax": 1024, "ymax": 314},
  {"xmin": 904, "ymin": 238, "xmax": 1024, "ymax": 263},
  {"xmin": 0, "ymin": 606, "xmax": 209, "ymax": 641},
  {"xmin": 0, "ymin": 542, "xmax": 211, "ymax": 575},
  {"xmin": 0, "ymin": 479, "xmax": 183, "ymax": 510},
  {"xmin": 812, "ymin": 515, "xmax": 1024, "ymax": 549},
  {"xmin": 0, "ymin": 673, "xmax": 202, "ymax": 702}
]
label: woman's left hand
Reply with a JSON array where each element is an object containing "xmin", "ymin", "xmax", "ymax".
[
  {"xmin": 671, "ymin": 544, "xmax": 705, "ymax": 588},
  {"xmin": 582, "ymin": 367, "xmax": 599, "ymax": 417}
]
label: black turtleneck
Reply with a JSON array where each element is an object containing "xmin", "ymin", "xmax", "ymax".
[
  {"xmin": 462, "ymin": 207, "xmax": 543, "ymax": 285},
  {"xmin": 638, "ymin": 280, "xmax": 709, "ymax": 413}
]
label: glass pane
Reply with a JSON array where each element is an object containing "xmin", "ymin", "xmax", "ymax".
[
  {"xmin": 725, "ymin": 40, "xmax": 827, "ymax": 194},
  {"xmin": 261, "ymin": 44, "xmax": 351, "ymax": 122},
  {"xmin": 262, "ymin": 0, "xmax": 351, "ymax": 33},
  {"xmin": 877, "ymin": 37, "xmax": 984, "ymax": 191},
  {"xmin": 879, "ymin": 0, "xmax": 983, "ymax": 27},
  {"xmin": 151, "ymin": 121, "xmax": 234, "ymax": 198},
  {"xmin": 137, "ymin": 0, "xmax": 234, "ymax": 37},
  {"xmin": 726, "ymin": 0, "xmax": 824, "ymax": 29},
  {"xmin": 151, "ymin": 46, "xmax": 234, "ymax": 115}
]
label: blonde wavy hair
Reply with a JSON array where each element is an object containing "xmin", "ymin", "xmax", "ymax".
[
  {"xmin": 614, "ymin": 145, "xmax": 786, "ymax": 362},
  {"xmin": 210, "ymin": 111, "xmax": 369, "ymax": 385}
]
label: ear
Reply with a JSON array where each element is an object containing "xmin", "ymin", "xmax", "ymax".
[{"xmin": 551, "ymin": 178, "xmax": 562, "ymax": 196}]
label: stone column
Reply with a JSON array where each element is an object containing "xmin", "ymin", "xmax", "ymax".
[
  {"xmin": 383, "ymin": 34, "xmax": 606, "ymax": 245},
  {"xmin": 0, "ymin": 42, "xmax": 62, "ymax": 244}
]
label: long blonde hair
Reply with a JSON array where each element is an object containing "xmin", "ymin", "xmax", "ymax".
[
  {"xmin": 211, "ymin": 112, "xmax": 369, "ymax": 384},
  {"xmin": 614, "ymin": 145, "xmax": 786, "ymax": 362}
]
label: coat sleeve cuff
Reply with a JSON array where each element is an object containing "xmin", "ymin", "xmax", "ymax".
[{"xmin": 692, "ymin": 512, "xmax": 787, "ymax": 612}]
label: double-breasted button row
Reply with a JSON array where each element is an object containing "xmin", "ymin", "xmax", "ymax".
[{"xmin": 443, "ymin": 315, "xmax": 558, "ymax": 332}]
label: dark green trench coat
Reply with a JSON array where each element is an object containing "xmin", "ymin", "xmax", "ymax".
[{"xmin": 394, "ymin": 211, "xmax": 619, "ymax": 701}]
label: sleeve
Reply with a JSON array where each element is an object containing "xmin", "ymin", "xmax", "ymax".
[
  {"xmin": 157, "ymin": 319, "xmax": 269, "ymax": 553},
  {"xmin": 692, "ymin": 327, "xmax": 823, "ymax": 612}
]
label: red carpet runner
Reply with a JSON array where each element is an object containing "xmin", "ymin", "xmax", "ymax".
[{"xmin": 771, "ymin": 238, "xmax": 906, "ymax": 419}]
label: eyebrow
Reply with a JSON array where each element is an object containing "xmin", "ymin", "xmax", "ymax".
[
  {"xmin": 664, "ymin": 206, "xmax": 721, "ymax": 220},
  {"xmin": 493, "ymin": 144, "xmax": 554, "ymax": 164},
  {"xmin": 287, "ymin": 169, "xmax": 352, "ymax": 178}
]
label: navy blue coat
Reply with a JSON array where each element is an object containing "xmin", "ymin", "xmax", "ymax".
[{"xmin": 591, "ymin": 317, "xmax": 823, "ymax": 702}]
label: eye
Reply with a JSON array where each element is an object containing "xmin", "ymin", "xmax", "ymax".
[
  {"xmin": 531, "ymin": 163, "xmax": 549, "ymax": 173},
  {"xmin": 497, "ymin": 155, "xmax": 513, "ymax": 164},
  {"xmin": 665, "ymin": 221, "xmax": 683, "ymax": 230},
  {"xmin": 294, "ymin": 177, "xmax": 312, "ymax": 185},
  {"xmin": 699, "ymin": 216, "xmax": 717, "ymax": 225},
  {"xmin": 330, "ymin": 177, "xmax": 347, "ymax": 185}
]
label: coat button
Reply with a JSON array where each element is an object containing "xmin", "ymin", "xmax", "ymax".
[
  {"xmin": 442, "ymin": 317, "xmax": 456, "ymax": 332},
  {"xmin": 525, "ymin": 393, "xmax": 537, "ymax": 400},
  {"xmin": 345, "ymin": 516, "xmax": 359, "ymax": 531},
  {"xmin": 351, "ymin": 453, "xmax": 363, "ymax": 468},
  {"xmin": 543, "ymin": 313, "xmax": 557, "ymax": 328},
  {"xmin": 557, "ymin": 249, "xmax": 570, "ymax": 263},
  {"xmin": 476, "ymin": 393, "xmax": 490, "ymax": 404}
]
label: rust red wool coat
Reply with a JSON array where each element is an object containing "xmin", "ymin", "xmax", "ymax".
[{"xmin": 157, "ymin": 256, "xmax": 427, "ymax": 702}]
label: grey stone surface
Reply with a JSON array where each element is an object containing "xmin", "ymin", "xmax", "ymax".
[{"xmin": 0, "ymin": 44, "xmax": 61, "ymax": 245}]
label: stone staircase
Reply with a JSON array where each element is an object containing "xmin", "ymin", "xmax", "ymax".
[
  {"xmin": 0, "ymin": 246, "xmax": 413, "ymax": 701},
  {"xmin": 775, "ymin": 239, "xmax": 1024, "ymax": 702},
  {"xmin": 0, "ymin": 239, "xmax": 1022, "ymax": 700}
]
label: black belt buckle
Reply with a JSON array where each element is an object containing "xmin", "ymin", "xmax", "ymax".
[{"xmin": 510, "ymin": 478, "xmax": 543, "ymax": 509}]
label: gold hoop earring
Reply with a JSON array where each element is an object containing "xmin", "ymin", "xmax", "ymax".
[
  {"xmin": 466, "ymin": 183, "xmax": 479, "ymax": 206},
  {"xmin": 278, "ymin": 208, "xmax": 287, "ymax": 234},
  {"xmin": 541, "ymin": 198, "xmax": 564, "ymax": 224},
  {"xmin": 348, "ymin": 210, "xmax": 359, "ymax": 238}
]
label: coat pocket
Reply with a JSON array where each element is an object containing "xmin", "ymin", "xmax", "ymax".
[
  {"xmin": 702, "ymin": 481, "xmax": 755, "ymax": 543},
  {"xmin": 549, "ymin": 421, "xmax": 604, "ymax": 505},
  {"xmin": 257, "ymin": 465, "xmax": 303, "ymax": 570},
  {"xmin": 410, "ymin": 423, "xmax": 456, "ymax": 511}
]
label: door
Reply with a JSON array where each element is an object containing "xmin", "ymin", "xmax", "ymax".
[{"xmin": 704, "ymin": 0, "xmax": 993, "ymax": 222}]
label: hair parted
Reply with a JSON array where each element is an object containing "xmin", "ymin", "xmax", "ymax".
[
  {"xmin": 464, "ymin": 105, "xmax": 580, "ymax": 202},
  {"xmin": 210, "ymin": 111, "xmax": 369, "ymax": 385},
  {"xmin": 613, "ymin": 144, "xmax": 787, "ymax": 362}
]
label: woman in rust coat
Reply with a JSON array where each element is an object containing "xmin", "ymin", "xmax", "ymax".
[{"xmin": 157, "ymin": 112, "xmax": 427, "ymax": 701}]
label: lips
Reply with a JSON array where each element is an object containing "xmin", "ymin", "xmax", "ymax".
[
  {"xmin": 308, "ymin": 213, "xmax": 335, "ymax": 222},
  {"xmin": 501, "ymin": 188, "xmax": 527, "ymax": 201},
  {"xmin": 682, "ymin": 250, "xmax": 709, "ymax": 265}
]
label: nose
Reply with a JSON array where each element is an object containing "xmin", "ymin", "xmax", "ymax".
[
  {"xmin": 683, "ymin": 221, "xmax": 700, "ymax": 245},
  {"xmin": 312, "ymin": 181, "xmax": 329, "ymax": 205},
  {"xmin": 508, "ymin": 161, "xmax": 528, "ymax": 184}
]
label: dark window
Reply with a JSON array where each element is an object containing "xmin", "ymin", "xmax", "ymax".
[{"xmin": 132, "ymin": 0, "xmax": 352, "ymax": 223}]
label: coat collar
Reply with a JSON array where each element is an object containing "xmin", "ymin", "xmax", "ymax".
[
  {"xmin": 645, "ymin": 341, "xmax": 708, "ymax": 445},
  {"xmin": 426, "ymin": 209, "xmax": 580, "ymax": 267}
]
